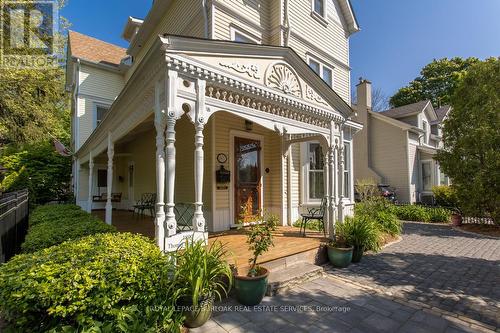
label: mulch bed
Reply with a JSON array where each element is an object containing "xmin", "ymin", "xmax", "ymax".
[{"xmin": 457, "ymin": 224, "xmax": 500, "ymax": 237}]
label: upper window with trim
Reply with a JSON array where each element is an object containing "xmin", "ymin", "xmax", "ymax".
[
  {"xmin": 313, "ymin": 0, "xmax": 326, "ymax": 17},
  {"xmin": 308, "ymin": 57, "xmax": 333, "ymax": 87},
  {"xmin": 230, "ymin": 27, "xmax": 260, "ymax": 44},
  {"xmin": 95, "ymin": 104, "xmax": 110, "ymax": 128}
]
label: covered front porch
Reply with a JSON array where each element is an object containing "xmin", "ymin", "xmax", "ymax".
[
  {"xmin": 76, "ymin": 35, "xmax": 360, "ymax": 252},
  {"xmin": 92, "ymin": 209, "xmax": 327, "ymax": 273}
]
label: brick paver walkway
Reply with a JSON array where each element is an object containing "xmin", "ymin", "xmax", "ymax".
[
  {"xmin": 326, "ymin": 222, "xmax": 500, "ymax": 330},
  {"xmin": 191, "ymin": 222, "xmax": 499, "ymax": 333}
]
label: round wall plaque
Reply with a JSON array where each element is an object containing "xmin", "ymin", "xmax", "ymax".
[{"xmin": 217, "ymin": 153, "xmax": 228, "ymax": 163}]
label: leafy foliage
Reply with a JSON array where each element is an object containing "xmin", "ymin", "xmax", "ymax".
[
  {"xmin": 435, "ymin": 58, "xmax": 500, "ymax": 224},
  {"xmin": 22, "ymin": 204, "xmax": 115, "ymax": 253},
  {"xmin": 0, "ymin": 233, "xmax": 184, "ymax": 332},
  {"xmin": 292, "ymin": 218, "xmax": 323, "ymax": 231},
  {"xmin": 432, "ymin": 185, "xmax": 459, "ymax": 208},
  {"xmin": 173, "ymin": 239, "xmax": 232, "ymax": 306},
  {"xmin": 389, "ymin": 57, "xmax": 479, "ymax": 108},
  {"xmin": 338, "ymin": 215, "xmax": 381, "ymax": 252},
  {"xmin": 354, "ymin": 178, "xmax": 378, "ymax": 201},
  {"xmin": 389, "ymin": 205, "xmax": 452, "ymax": 223},
  {"xmin": 374, "ymin": 211, "xmax": 402, "ymax": 236},
  {"xmin": 29, "ymin": 204, "xmax": 83, "ymax": 226},
  {"xmin": 0, "ymin": 141, "xmax": 72, "ymax": 204},
  {"xmin": 246, "ymin": 214, "xmax": 278, "ymax": 276},
  {"xmin": 354, "ymin": 197, "xmax": 402, "ymax": 236}
]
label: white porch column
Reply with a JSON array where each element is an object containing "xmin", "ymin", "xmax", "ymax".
[
  {"xmin": 165, "ymin": 70, "xmax": 178, "ymax": 238},
  {"xmin": 338, "ymin": 123, "xmax": 345, "ymax": 223},
  {"xmin": 154, "ymin": 79, "xmax": 167, "ymax": 251},
  {"xmin": 87, "ymin": 152, "xmax": 93, "ymax": 213},
  {"xmin": 105, "ymin": 133, "xmax": 114, "ymax": 225},
  {"xmin": 192, "ymin": 79, "xmax": 206, "ymax": 233},
  {"xmin": 328, "ymin": 121, "xmax": 337, "ymax": 238},
  {"xmin": 323, "ymin": 149, "xmax": 332, "ymax": 237}
]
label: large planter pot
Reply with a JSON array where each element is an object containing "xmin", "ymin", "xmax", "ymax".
[
  {"xmin": 177, "ymin": 294, "xmax": 214, "ymax": 328},
  {"xmin": 327, "ymin": 245, "xmax": 353, "ymax": 268},
  {"xmin": 451, "ymin": 213, "xmax": 462, "ymax": 226},
  {"xmin": 234, "ymin": 267, "xmax": 269, "ymax": 306},
  {"xmin": 352, "ymin": 246, "xmax": 364, "ymax": 263}
]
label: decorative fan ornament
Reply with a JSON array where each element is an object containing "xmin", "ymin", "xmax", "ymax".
[{"xmin": 265, "ymin": 63, "xmax": 302, "ymax": 98}]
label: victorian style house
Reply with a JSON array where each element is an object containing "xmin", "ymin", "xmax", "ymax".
[{"xmin": 66, "ymin": 0, "xmax": 361, "ymax": 251}]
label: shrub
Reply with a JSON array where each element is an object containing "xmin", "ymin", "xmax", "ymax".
[
  {"xmin": 354, "ymin": 178, "xmax": 378, "ymax": 201},
  {"xmin": 389, "ymin": 204, "xmax": 431, "ymax": 222},
  {"xmin": 29, "ymin": 204, "xmax": 84, "ymax": 226},
  {"xmin": 22, "ymin": 205, "xmax": 115, "ymax": 253},
  {"xmin": 355, "ymin": 196, "xmax": 393, "ymax": 217},
  {"xmin": 374, "ymin": 211, "xmax": 402, "ymax": 236},
  {"xmin": 432, "ymin": 185, "xmax": 459, "ymax": 207},
  {"xmin": 429, "ymin": 207, "xmax": 453, "ymax": 223},
  {"xmin": 337, "ymin": 215, "xmax": 381, "ymax": 252},
  {"xmin": 292, "ymin": 218, "xmax": 323, "ymax": 231},
  {"xmin": 0, "ymin": 233, "xmax": 183, "ymax": 332}
]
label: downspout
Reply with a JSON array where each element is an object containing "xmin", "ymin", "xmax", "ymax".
[{"xmin": 202, "ymin": 0, "xmax": 209, "ymax": 39}]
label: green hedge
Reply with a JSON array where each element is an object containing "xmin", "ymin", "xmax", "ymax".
[
  {"xmin": 389, "ymin": 205, "xmax": 452, "ymax": 223},
  {"xmin": 22, "ymin": 204, "xmax": 115, "ymax": 253},
  {"xmin": 29, "ymin": 204, "xmax": 85, "ymax": 226},
  {"xmin": 0, "ymin": 233, "xmax": 183, "ymax": 332}
]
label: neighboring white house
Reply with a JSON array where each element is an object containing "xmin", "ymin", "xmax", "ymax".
[
  {"xmin": 353, "ymin": 79, "xmax": 451, "ymax": 204},
  {"xmin": 66, "ymin": 0, "xmax": 362, "ymax": 251}
]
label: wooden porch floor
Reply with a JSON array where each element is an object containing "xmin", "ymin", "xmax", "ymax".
[{"xmin": 92, "ymin": 210, "xmax": 328, "ymax": 272}]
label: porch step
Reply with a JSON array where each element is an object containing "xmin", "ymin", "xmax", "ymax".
[{"xmin": 266, "ymin": 262, "xmax": 324, "ymax": 296}]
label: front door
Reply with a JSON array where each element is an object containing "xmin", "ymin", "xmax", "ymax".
[{"xmin": 234, "ymin": 137, "xmax": 262, "ymax": 223}]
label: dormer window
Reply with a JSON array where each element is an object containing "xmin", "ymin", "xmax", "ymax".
[
  {"xmin": 308, "ymin": 56, "xmax": 333, "ymax": 87},
  {"xmin": 313, "ymin": 0, "xmax": 325, "ymax": 17}
]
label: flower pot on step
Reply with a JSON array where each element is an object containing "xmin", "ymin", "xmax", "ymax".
[
  {"xmin": 327, "ymin": 245, "xmax": 353, "ymax": 268},
  {"xmin": 234, "ymin": 267, "xmax": 269, "ymax": 306},
  {"xmin": 352, "ymin": 246, "xmax": 364, "ymax": 263}
]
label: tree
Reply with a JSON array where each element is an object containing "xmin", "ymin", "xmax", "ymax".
[
  {"xmin": 390, "ymin": 57, "xmax": 479, "ymax": 108},
  {"xmin": 435, "ymin": 58, "xmax": 500, "ymax": 224},
  {"xmin": 371, "ymin": 87, "xmax": 390, "ymax": 112}
]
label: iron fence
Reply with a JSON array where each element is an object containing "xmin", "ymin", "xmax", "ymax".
[{"xmin": 0, "ymin": 189, "xmax": 29, "ymax": 263}]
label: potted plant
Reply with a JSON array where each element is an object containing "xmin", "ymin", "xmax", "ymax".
[
  {"xmin": 451, "ymin": 209, "xmax": 462, "ymax": 226},
  {"xmin": 173, "ymin": 239, "xmax": 232, "ymax": 328},
  {"xmin": 327, "ymin": 221, "xmax": 354, "ymax": 268},
  {"xmin": 234, "ymin": 214, "xmax": 277, "ymax": 306},
  {"xmin": 346, "ymin": 216, "xmax": 381, "ymax": 263}
]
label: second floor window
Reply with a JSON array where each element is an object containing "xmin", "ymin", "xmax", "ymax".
[
  {"xmin": 343, "ymin": 142, "xmax": 351, "ymax": 198},
  {"xmin": 422, "ymin": 120, "xmax": 428, "ymax": 144},
  {"xmin": 231, "ymin": 27, "xmax": 260, "ymax": 44},
  {"xmin": 308, "ymin": 57, "xmax": 333, "ymax": 87},
  {"xmin": 313, "ymin": 0, "xmax": 325, "ymax": 17},
  {"xmin": 95, "ymin": 105, "xmax": 110, "ymax": 128}
]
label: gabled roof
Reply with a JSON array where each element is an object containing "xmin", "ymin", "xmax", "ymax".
[
  {"xmin": 434, "ymin": 105, "xmax": 452, "ymax": 122},
  {"xmin": 379, "ymin": 100, "xmax": 431, "ymax": 119},
  {"xmin": 68, "ymin": 31, "xmax": 127, "ymax": 67}
]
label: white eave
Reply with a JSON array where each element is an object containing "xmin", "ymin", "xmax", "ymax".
[
  {"xmin": 339, "ymin": 0, "xmax": 360, "ymax": 35},
  {"xmin": 122, "ymin": 16, "xmax": 144, "ymax": 42}
]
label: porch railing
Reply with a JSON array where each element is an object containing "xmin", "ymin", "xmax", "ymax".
[{"xmin": 0, "ymin": 189, "xmax": 29, "ymax": 263}]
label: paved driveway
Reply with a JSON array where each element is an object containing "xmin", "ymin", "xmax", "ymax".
[
  {"xmin": 192, "ymin": 222, "xmax": 499, "ymax": 333},
  {"xmin": 326, "ymin": 222, "xmax": 500, "ymax": 330}
]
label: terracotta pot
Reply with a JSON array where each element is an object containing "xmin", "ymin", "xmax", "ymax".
[
  {"xmin": 451, "ymin": 213, "xmax": 462, "ymax": 226},
  {"xmin": 234, "ymin": 267, "xmax": 269, "ymax": 306}
]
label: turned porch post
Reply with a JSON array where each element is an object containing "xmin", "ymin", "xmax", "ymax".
[
  {"xmin": 192, "ymin": 79, "xmax": 206, "ymax": 233},
  {"xmin": 328, "ymin": 122, "xmax": 337, "ymax": 237},
  {"xmin": 338, "ymin": 123, "xmax": 345, "ymax": 223},
  {"xmin": 105, "ymin": 133, "xmax": 114, "ymax": 225},
  {"xmin": 154, "ymin": 79, "xmax": 167, "ymax": 251},
  {"xmin": 323, "ymin": 148, "xmax": 332, "ymax": 238},
  {"xmin": 165, "ymin": 70, "xmax": 178, "ymax": 238},
  {"xmin": 87, "ymin": 152, "xmax": 94, "ymax": 213}
]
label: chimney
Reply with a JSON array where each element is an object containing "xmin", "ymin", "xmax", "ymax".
[{"xmin": 356, "ymin": 77, "xmax": 372, "ymax": 110}]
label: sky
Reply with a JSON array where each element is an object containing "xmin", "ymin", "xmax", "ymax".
[{"xmin": 61, "ymin": 0, "xmax": 500, "ymax": 99}]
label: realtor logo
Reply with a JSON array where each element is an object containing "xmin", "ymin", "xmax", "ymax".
[{"xmin": 0, "ymin": 0, "xmax": 58, "ymax": 68}]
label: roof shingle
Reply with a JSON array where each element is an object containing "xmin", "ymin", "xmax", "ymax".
[
  {"xmin": 378, "ymin": 100, "xmax": 430, "ymax": 119},
  {"xmin": 68, "ymin": 30, "xmax": 127, "ymax": 66},
  {"xmin": 434, "ymin": 105, "xmax": 451, "ymax": 122}
]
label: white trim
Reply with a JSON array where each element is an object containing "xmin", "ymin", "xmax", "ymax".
[
  {"xmin": 229, "ymin": 130, "xmax": 265, "ymax": 228},
  {"xmin": 230, "ymin": 26, "xmax": 261, "ymax": 44},
  {"xmin": 306, "ymin": 54, "xmax": 334, "ymax": 88},
  {"xmin": 211, "ymin": 116, "xmax": 216, "ymax": 231},
  {"xmin": 301, "ymin": 141, "xmax": 325, "ymax": 206}
]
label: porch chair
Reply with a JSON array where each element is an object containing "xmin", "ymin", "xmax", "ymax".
[
  {"xmin": 299, "ymin": 197, "xmax": 327, "ymax": 237},
  {"xmin": 133, "ymin": 193, "xmax": 156, "ymax": 216}
]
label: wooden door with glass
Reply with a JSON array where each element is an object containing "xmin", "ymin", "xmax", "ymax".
[{"xmin": 234, "ymin": 137, "xmax": 262, "ymax": 223}]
